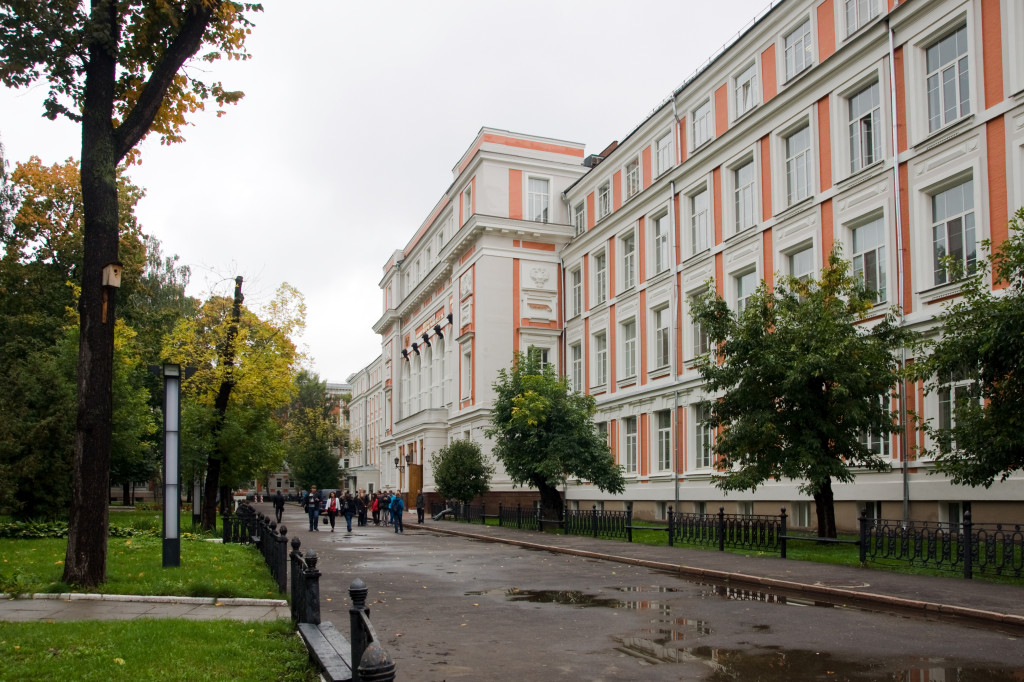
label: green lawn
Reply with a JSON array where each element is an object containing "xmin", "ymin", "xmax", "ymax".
[
  {"xmin": 0, "ymin": 618, "xmax": 317, "ymax": 681},
  {"xmin": 0, "ymin": 535, "xmax": 281, "ymax": 598}
]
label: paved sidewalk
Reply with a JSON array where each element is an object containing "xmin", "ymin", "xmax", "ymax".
[
  {"xmin": 0, "ymin": 593, "xmax": 289, "ymax": 623},
  {"xmin": 420, "ymin": 517, "xmax": 1024, "ymax": 630}
]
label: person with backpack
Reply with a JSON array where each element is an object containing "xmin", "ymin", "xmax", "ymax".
[
  {"xmin": 303, "ymin": 486, "xmax": 322, "ymax": 531},
  {"xmin": 391, "ymin": 490, "xmax": 405, "ymax": 534}
]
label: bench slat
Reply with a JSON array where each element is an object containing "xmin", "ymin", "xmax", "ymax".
[{"xmin": 298, "ymin": 621, "xmax": 353, "ymax": 682}]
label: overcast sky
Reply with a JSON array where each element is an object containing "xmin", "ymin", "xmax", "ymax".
[{"xmin": 1, "ymin": 0, "xmax": 770, "ymax": 383}]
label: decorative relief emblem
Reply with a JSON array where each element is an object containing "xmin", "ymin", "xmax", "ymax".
[
  {"xmin": 529, "ymin": 267, "xmax": 550, "ymax": 288},
  {"xmin": 460, "ymin": 271, "xmax": 473, "ymax": 300}
]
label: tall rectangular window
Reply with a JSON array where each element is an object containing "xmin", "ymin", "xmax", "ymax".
[
  {"xmin": 852, "ymin": 217, "xmax": 886, "ymax": 302},
  {"xmin": 926, "ymin": 26, "xmax": 970, "ymax": 133},
  {"xmin": 571, "ymin": 343, "xmax": 583, "ymax": 392},
  {"xmin": 690, "ymin": 294, "xmax": 711, "ymax": 356},
  {"xmin": 654, "ymin": 306, "xmax": 670, "ymax": 368},
  {"xmin": 622, "ymin": 319, "xmax": 637, "ymax": 378},
  {"xmin": 528, "ymin": 177, "xmax": 550, "ymax": 222},
  {"xmin": 734, "ymin": 161, "xmax": 756, "ymax": 232},
  {"xmin": 598, "ymin": 182, "xmax": 611, "ymax": 219},
  {"xmin": 624, "ymin": 417, "xmax": 638, "ymax": 473},
  {"xmin": 845, "ymin": 0, "xmax": 879, "ymax": 35},
  {"xmin": 595, "ymin": 332, "xmax": 608, "ymax": 386},
  {"xmin": 654, "ymin": 213, "xmax": 671, "ymax": 274},
  {"xmin": 573, "ymin": 202, "xmax": 585, "ymax": 236},
  {"xmin": 735, "ymin": 270, "xmax": 757, "ymax": 313},
  {"xmin": 938, "ymin": 367, "xmax": 977, "ymax": 452},
  {"xmin": 625, "ymin": 159, "xmax": 640, "ymax": 199},
  {"xmin": 931, "ymin": 180, "xmax": 976, "ymax": 285},
  {"xmin": 657, "ymin": 410, "xmax": 672, "ymax": 471},
  {"xmin": 621, "ymin": 231, "xmax": 636, "ymax": 290},
  {"xmin": 692, "ymin": 100, "xmax": 712, "ymax": 149},
  {"xmin": 462, "ymin": 185, "xmax": 473, "ymax": 222},
  {"xmin": 789, "ymin": 245, "xmax": 814, "ymax": 282},
  {"xmin": 735, "ymin": 62, "xmax": 758, "ymax": 118},
  {"xmin": 849, "ymin": 82, "xmax": 881, "ymax": 173},
  {"xmin": 571, "ymin": 267, "xmax": 583, "ymax": 317},
  {"xmin": 785, "ymin": 125, "xmax": 812, "ymax": 205},
  {"xmin": 657, "ymin": 131, "xmax": 674, "ymax": 175},
  {"xmin": 595, "ymin": 252, "xmax": 607, "ymax": 305},
  {"xmin": 461, "ymin": 345, "xmax": 472, "ymax": 399},
  {"xmin": 696, "ymin": 404, "xmax": 713, "ymax": 469},
  {"xmin": 691, "ymin": 188, "xmax": 710, "ymax": 254},
  {"xmin": 784, "ymin": 19, "xmax": 813, "ymax": 80}
]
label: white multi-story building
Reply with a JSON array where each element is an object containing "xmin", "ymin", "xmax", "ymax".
[{"xmin": 348, "ymin": 0, "xmax": 1024, "ymax": 529}]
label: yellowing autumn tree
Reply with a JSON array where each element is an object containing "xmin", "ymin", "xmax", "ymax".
[{"xmin": 0, "ymin": 1, "xmax": 262, "ymax": 586}]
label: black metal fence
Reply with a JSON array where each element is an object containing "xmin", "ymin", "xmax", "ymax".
[
  {"xmin": 222, "ymin": 503, "xmax": 397, "ymax": 679},
  {"xmin": 670, "ymin": 507, "xmax": 786, "ymax": 554},
  {"xmin": 860, "ymin": 510, "xmax": 1024, "ymax": 579}
]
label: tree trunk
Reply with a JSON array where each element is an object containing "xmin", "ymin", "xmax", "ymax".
[
  {"xmin": 536, "ymin": 481, "xmax": 564, "ymax": 521},
  {"xmin": 62, "ymin": 1, "xmax": 120, "ymax": 588},
  {"xmin": 812, "ymin": 478, "xmax": 838, "ymax": 539},
  {"xmin": 200, "ymin": 276, "xmax": 243, "ymax": 530},
  {"xmin": 122, "ymin": 481, "xmax": 130, "ymax": 506}
]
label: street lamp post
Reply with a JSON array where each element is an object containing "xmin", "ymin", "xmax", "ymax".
[{"xmin": 162, "ymin": 363, "xmax": 181, "ymax": 568}]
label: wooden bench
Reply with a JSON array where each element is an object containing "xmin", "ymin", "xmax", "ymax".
[{"xmin": 297, "ymin": 621, "xmax": 353, "ymax": 682}]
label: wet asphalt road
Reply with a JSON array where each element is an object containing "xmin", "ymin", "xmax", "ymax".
[{"xmin": 280, "ymin": 506, "xmax": 1024, "ymax": 681}]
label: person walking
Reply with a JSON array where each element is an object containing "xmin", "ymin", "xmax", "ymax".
[
  {"xmin": 273, "ymin": 491, "xmax": 284, "ymax": 523},
  {"xmin": 324, "ymin": 491, "xmax": 340, "ymax": 532},
  {"xmin": 358, "ymin": 490, "xmax": 370, "ymax": 526},
  {"xmin": 343, "ymin": 491, "xmax": 356, "ymax": 532},
  {"xmin": 371, "ymin": 494, "xmax": 380, "ymax": 526},
  {"xmin": 416, "ymin": 489, "xmax": 425, "ymax": 524},
  {"xmin": 304, "ymin": 486, "xmax": 322, "ymax": 531},
  {"xmin": 391, "ymin": 490, "xmax": 405, "ymax": 534},
  {"xmin": 381, "ymin": 492, "xmax": 391, "ymax": 527}
]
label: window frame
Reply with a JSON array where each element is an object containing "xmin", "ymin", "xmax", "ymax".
[
  {"xmin": 620, "ymin": 228, "xmax": 637, "ymax": 291},
  {"xmin": 621, "ymin": 317, "xmax": 637, "ymax": 380},
  {"xmin": 925, "ymin": 24, "xmax": 971, "ymax": 135},
  {"xmin": 597, "ymin": 182, "xmax": 612, "ymax": 220},
  {"xmin": 652, "ymin": 211, "xmax": 672, "ymax": 275},
  {"xmin": 782, "ymin": 17, "xmax": 815, "ymax": 82},
  {"xmin": 656, "ymin": 130, "xmax": 675, "ymax": 176},
  {"xmin": 573, "ymin": 201, "xmax": 586, "ymax": 236},
  {"xmin": 593, "ymin": 250, "xmax": 608, "ymax": 305},
  {"xmin": 570, "ymin": 342, "xmax": 583, "ymax": 393},
  {"xmin": 653, "ymin": 305, "xmax": 670, "ymax": 369},
  {"xmin": 847, "ymin": 80, "xmax": 883, "ymax": 175},
  {"xmin": 930, "ymin": 178, "xmax": 977, "ymax": 287},
  {"xmin": 527, "ymin": 175, "xmax": 551, "ymax": 223},
  {"xmin": 783, "ymin": 123, "xmax": 814, "ymax": 206},
  {"xmin": 689, "ymin": 185, "xmax": 711, "ymax": 255},
  {"xmin": 594, "ymin": 331, "xmax": 608, "ymax": 387},
  {"xmin": 570, "ymin": 266, "xmax": 583, "ymax": 317},
  {"xmin": 656, "ymin": 410, "xmax": 672, "ymax": 471},
  {"xmin": 624, "ymin": 157, "xmax": 641, "ymax": 201},
  {"xmin": 843, "ymin": 0, "xmax": 880, "ymax": 38},
  {"xmin": 623, "ymin": 416, "xmax": 638, "ymax": 474},
  {"xmin": 695, "ymin": 404, "xmax": 714, "ymax": 469},
  {"xmin": 850, "ymin": 214, "xmax": 887, "ymax": 304},
  {"xmin": 733, "ymin": 60, "xmax": 759, "ymax": 120},
  {"xmin": 691, "ymin": 98, "xmax": 713, "ymax": 150},
  {"xmin": 732, "ymin": 157, "xmax": 758, "ymax": 234}
]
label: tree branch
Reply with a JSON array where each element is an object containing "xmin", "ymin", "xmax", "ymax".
[{"xmin": 113, "ymin": 1, "xmax": 220, "ymax": 161}]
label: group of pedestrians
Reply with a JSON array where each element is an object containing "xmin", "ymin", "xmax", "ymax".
[{"xmin": 297, "ymin": 487, "xmax": 426, "ymax": 534}]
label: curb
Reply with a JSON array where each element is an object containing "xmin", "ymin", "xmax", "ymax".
[
  {"xmin": 426, "ymin": 525, "xmax": 1024, "ymax": 633},
  {"xmin": 3, "ymin": 592, "xmax": 287, "ymax": 607}
]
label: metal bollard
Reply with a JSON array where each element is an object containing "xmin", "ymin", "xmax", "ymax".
[{"xmin": 302, "ymin": 550, "xmax": 321, "ymax": 625}]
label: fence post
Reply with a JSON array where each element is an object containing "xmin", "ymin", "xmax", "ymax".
[
  {"xmin": 289, "ymin": 536, "xmax": 303, "ymax": 623},
  {"xmin": 591, "ymin": 504, "xmax": 597, "ymax": 538},
  {"xmin": 516, "ymin": 503, "xmax": 522, "ymax": 530},
  {"xmin": 668, "ymin": 506, "xmax": 674, "ymax": 547},
  {"xmin": 498, "ymin": 502, "xmax": 504, "ymax": 527},
  {"xmin": 350, "ymin": 578, "xmax": 369, "ymax": 681},
  {"xmin": 718, "ymin": 507, "xmax": 726, "ymax": 552},
  {"xmin": 537, "ymin": 504, "xmax": 543, "ymax": 533},
  {"xmin": 275, "ymin": 525, "xmax": 288, "ymax": 594},
  {"xmin": 779, "ymin": 507, "xmax": 787, "ymax": 559},
  {"xmin": 563, "ymin": 506, "xmax": 569, "ymax": 535},
  {"xmin": 627, "ymin": 503, "xmax": 633, "ymax": 543},
  {"xmin": 963, "ymin": 510, "xmax": 973, "ymax": 580},
  {"xmin": 222, "ymin": 510, "xmax": 231, "ymax": 544},
  {"xmin": 859, "ymin": 510, "xmax": 869, "ymax": 564},
  {"xmin": 481, "ymin": 503, "xmax": 486, "ymax": 525},
  {"xmin": 302, "ymin": 550, "xmax": 322, "ymax": 625}
]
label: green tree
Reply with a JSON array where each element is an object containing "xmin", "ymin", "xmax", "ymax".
[
  {"xmin": 487, "ymin": 352, "xmax": 625, "ymax": 519},
  {"xmin": 691, "ymin": 251, "xmax": 917, "ymax": 538},
  {"xmin": 430, "ymin": 439, "xmax": 493, "ymax": 506},
  {"xmin": 1, "ymin": 0, "xmax": 262, "ymax": 586},
  {"xmin": 0, "ymin": 157, "xmax": 151, "ymax": 518},
  {"xmin": 164, "ymin": 282, "xmax": 299, "ymax": 529},
  {"xmin": 284, "ymin": 370, "xmax": 345, "ymax": 491},
  {"xmin": 916, "ymin": 208, "xmax": 1024, "ymax": 487}
]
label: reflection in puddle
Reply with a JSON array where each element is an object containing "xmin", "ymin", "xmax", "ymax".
[{"xmin": 502, "ymin": 588, "xmax": 624, "ymax": 607}]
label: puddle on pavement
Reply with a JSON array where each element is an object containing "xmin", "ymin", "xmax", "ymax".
[
  {"xmin": 686, "ymin": 647, "xmax": 1024, "ymax": 681},
  {"xmin": 471, "ymin": 585, "xmax": 1024, "ymax": 679}
]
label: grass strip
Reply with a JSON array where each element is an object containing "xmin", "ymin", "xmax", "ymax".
[
  {"xmin": 0, "ymin": 618, "xmax": 316, "ymax": 681},
  {"xmin": 0, "ymin": 536, "xmax": 281, "ymax": 599}
]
